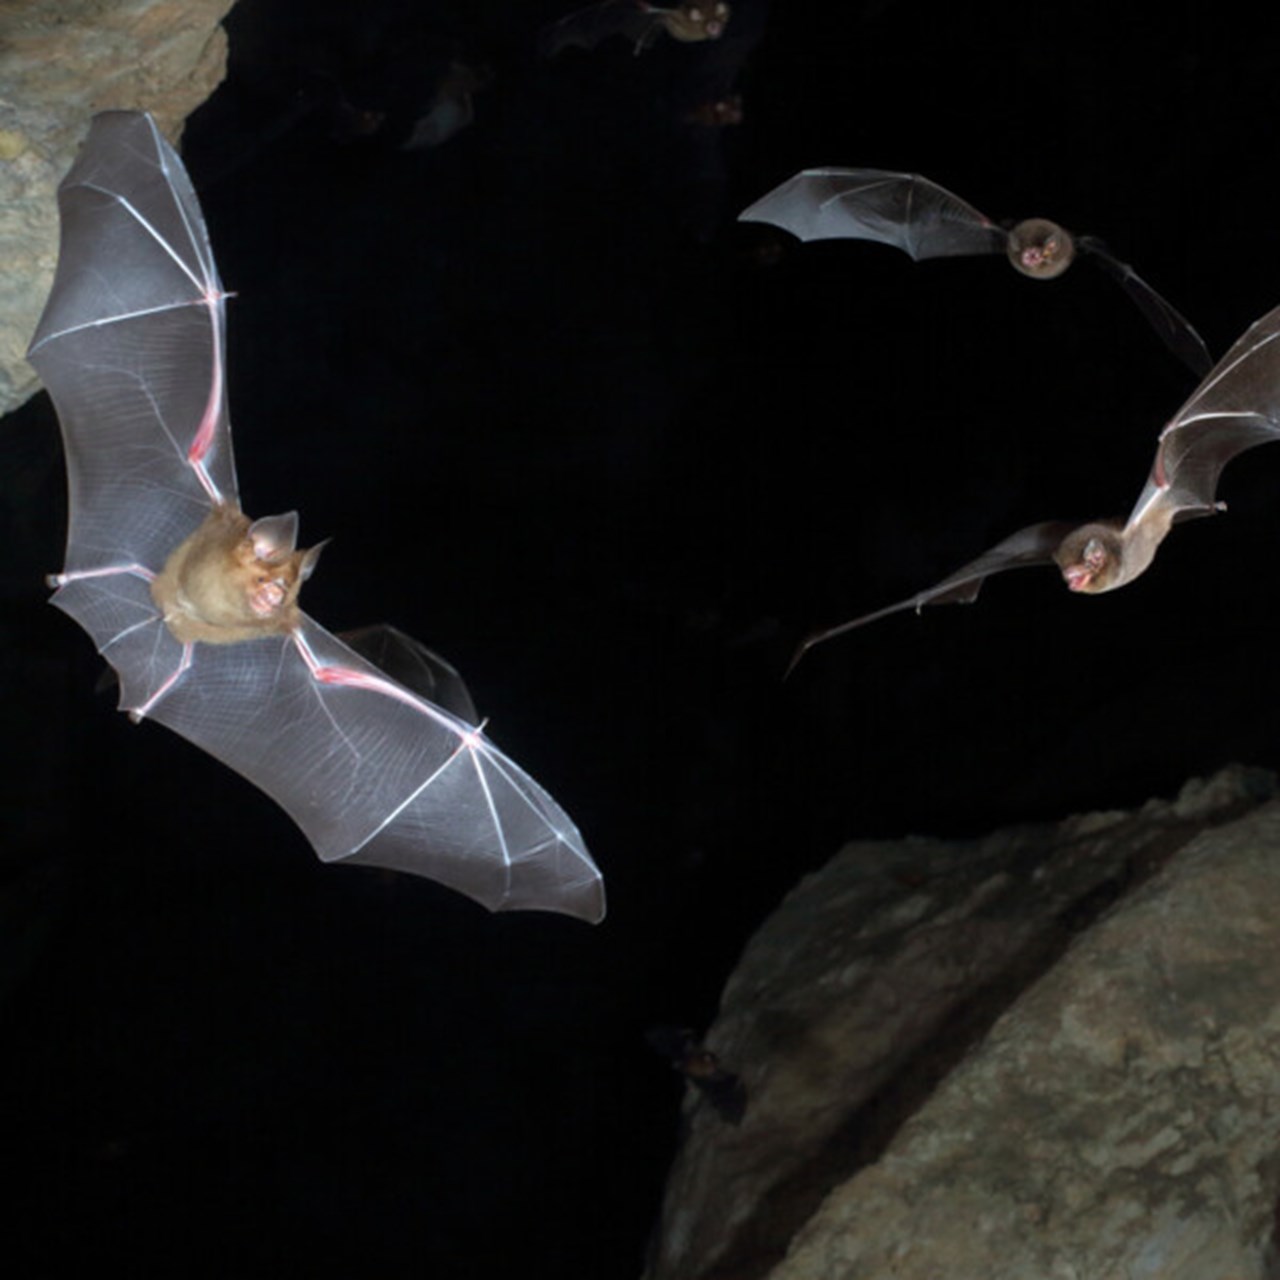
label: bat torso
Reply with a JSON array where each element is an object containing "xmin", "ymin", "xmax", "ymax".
[{"xmin": 151, "ymin": 504, "xmax": 314, "ymax": 645}]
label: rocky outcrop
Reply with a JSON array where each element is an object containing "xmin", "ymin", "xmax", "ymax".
[
  {"xmin": 645, "ymin": 765, "xmax": 1280, "ymax": 1280},
  {"xmin": 0, "ymin": 0, "xmax": 234, "ymax": 416}
]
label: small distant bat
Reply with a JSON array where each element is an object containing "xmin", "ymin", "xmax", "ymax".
[
  {"xmin": 790, "ymin": 302, "xmax": 1280, "ymax": 670},
  {"xmin": 401, "ymin": 60, "xmax": 493, "ymax": 151},
  {"xmin": 646, "ymin": 1026, "xmax": 747, "ymax": 1124},
  {"xmin": 685, "ymin": 94, "xmax": 743, "ymax": 128},
  {"xmin": 540, "ymin": 0, "xmax": 730, "ymax": 57},
  {"xmin": 739, "ymin": 168, "xmax": 1211, "ymax": 378}
]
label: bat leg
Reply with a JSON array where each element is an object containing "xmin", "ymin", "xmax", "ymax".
[{"xmin": 130, "ymin": 641, "xmax": 194, "ymax": 722}]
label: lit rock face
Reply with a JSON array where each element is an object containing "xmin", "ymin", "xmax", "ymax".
[
  {"xmin": 645, "ymin": 765, "xmax": 1280, "ymax": 1280},
  {"xmin": 0, "ymin": 0, "xmax": 234, "ymax": 416}
]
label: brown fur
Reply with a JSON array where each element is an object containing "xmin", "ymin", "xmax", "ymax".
[
  {"xmin": 150, "ymin": 504, "xmax": 323, "ymax": 644},
  {"xmin": 664, "ymin": 1, "xmax": 730, "ymax": 42},
  {"xmin": 1007, "ymin": 218, "xmax": 1076, "ymax": 280}
]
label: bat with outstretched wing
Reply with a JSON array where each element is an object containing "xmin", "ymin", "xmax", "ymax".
[
  {"xmin": 740, "ymin": 168, "xmax": 1211, "ymax": 378},
  {"xmin": 790, "ymin": 303, "xmax": 1280, "ymax": 671},
  {"xmin": 539, "ymin": 0, "xmax": 730, "ymax": 57},
  {"xmin": 29, "ymin": 111, "xmax": 604, "ymax": 923}
]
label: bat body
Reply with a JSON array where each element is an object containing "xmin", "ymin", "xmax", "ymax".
[
  {"xmin": 740, "ymin": 168, "xmax": 1212, "ymax": 378},
  {"xmin": 645, "ymin": 1026, "xmax": 747, "ymax": 1124},
  {"xmin": 29, "ymin": 111, "xmax": 604, "ymax": 923},
  {"xmin": 540, "ymin": 0, "xmax": 730, "ymax": 57},
  {"xmin": 791, "ymin": 303, "xmax": 1280, "ymax": 669}
]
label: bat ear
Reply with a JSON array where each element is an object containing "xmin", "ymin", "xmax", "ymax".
[
  {"xmin": 299, "ymin": 538, "xmax": 330, "ymax": 582},
  {"xmin": 249, "ymin": 512, "xmax": 300, "ymax": 563}
]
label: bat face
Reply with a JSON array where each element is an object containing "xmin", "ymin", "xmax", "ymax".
[
  {"xmin": 1053, "ymin": 523, "xmax": 1124, "ymax": 594},
  {"xmin": 30, "ymin": 111, "xmax": 605, "ymax": 924},
  {"xmin": 1006, "ymin": 218, "xmax": 1076, "ymax": 280},
  {"xmin": 665, "ymin": 1, "xmax": 730, "ymax": 42},
  {"xmin": 150, "ymin": 504, "xmax": 322, "ymax": 645}
]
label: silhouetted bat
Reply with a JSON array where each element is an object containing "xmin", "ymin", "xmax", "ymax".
[
  {"xmin": 540, "ymin": 0, "xmax": 730, "ymax": 57},
  {"xmin": 645, "ymin": 1026, "xmax": 746, "ymax": 1123},
  {"xmin": 28, "ymin": 111, "xmax": 604, "ymax": 923},
  {"xmin": 402, "ymin": 60, "xmax": 493, "ymax": 151},
  {"xmin": 740, "ymin": 168, "xmax": 1211, "ymax": 377},
  {"xmin": 790, "ymin": 302, "xmax": 1280, "ymax": 670}
]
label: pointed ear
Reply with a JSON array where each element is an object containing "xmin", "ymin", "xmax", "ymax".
[
  {"xmin": 249, "ymin": 512, "xmax": 300, "ymax": 563},
  {"xmin": 299, "ymin": 537, "xmax": 330, "ymax": 582}
]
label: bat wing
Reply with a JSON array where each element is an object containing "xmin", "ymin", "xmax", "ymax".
[
  {"xmin": 538, "ymin": 0, "xmax": 661, "ymax": 55},
  {"xmin": 49, "ymin": 569, "xmax": 604, "ymax": 921},
  {"xmin": 1076, "ymin": 236, "xmax": 1212, "ymax": 378},
  {"xmin": 27, "ymin": 111, "xmax": 235, "ymax": 575},
  {"xmin": 738, "ymin": 168, "xmax": 1007, "ymax": 260},
  {"xmin": 790, "ymin": 520, "xmax": 1073, "ymax": 671},
  {"xmin": 1126, "ymin": 302, "xmax": 1280, "ymax": 529},
  {"xmin": 338, "ymin": 624, "xmax": 479, "ymax": 724}
]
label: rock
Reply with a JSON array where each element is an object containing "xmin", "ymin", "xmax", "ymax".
[
  {"xmin": 644, "ymin": 764, "xmax": 1280, "ymax": 1280},
  {"xmin": 0, "ymin": 0, "xmax": 235, "ymax": 416}
]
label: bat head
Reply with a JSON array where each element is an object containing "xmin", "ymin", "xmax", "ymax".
[
  {"xmin": 1054, "ymin": 523, "xmax": 1123, "ymax": 594},
  {"xmin": 1007, "ymin": 218, "xmax": 1075, "ymax": 280},
  {"xmin": 673, "ymin": 1, "xmax": 730, "ymax": 40}
]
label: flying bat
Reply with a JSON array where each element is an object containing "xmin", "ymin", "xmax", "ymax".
[
  {"xmin": 539, "ymin": 0, "xmax": 730, "ymax": 57},
  {"xmin": 28, "ymin": 111, "xmax": 604, "ymax": 923},
  {"xmin": 790, "ymin": 301, "xmax": 1280, "ymax": 670},
  {"xmin": 739, "ymin": 168, "xmax": 1211, "ymax": 378},
  {"xmin": 645, "ymin": 1026, "xmax": 747, "ymax": 1124}
]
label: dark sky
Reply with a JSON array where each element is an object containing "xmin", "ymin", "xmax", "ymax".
[{"xmin": 4, "ymin": 2, "xmax": 1280, "ymax": 1275}]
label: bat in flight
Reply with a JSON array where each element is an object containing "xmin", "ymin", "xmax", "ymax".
[
  {"xmin": 28, "ymin": 111, "xmax": 604, "ymax": 923},
  {"xmin": 739, "ymin": 168, "xmax": 1211, "ymax": 378},
  {"xmin": 789, "ymin": 300, "xmax": 1280, "ymax": 671},
  {"xmin": 540, "ymin": 0, "xmax": 730, "ymax": 57}
]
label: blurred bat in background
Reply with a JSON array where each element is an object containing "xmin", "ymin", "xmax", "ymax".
[
  {"xmin": 540, "ymin": 0, "xmax": 730, "ymax": 56},
  {"xmin": 789, "ymin": 302, "xmax": 1280, "ymax": 671},
  {"xmin": 29, "ymin": 111, "xmax": 604, "ymax": 923},
  {"xmin": 646, "ymin": 1026, "xmax": 746, "ymax": 1124},
  {"xmin": 740, "ymin": 168, "xmax": 1211, "ymax": 377}
]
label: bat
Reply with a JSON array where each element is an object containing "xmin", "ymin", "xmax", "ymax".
[
  {"xmin": 789, "ymin": 301, "xmax": 1280, "ymax": 671},
  {"xmin": 539, "ymin": 0, "xmax": 730, "ymax": 57},
  {"xmin": 401, "ymin": 60, "xmax": 494, "ymax": 151},
  {"xmin": 645, "ymin": 1026, "xmax": 747, "ymax": 1123},
  {"xmin": 739, "ymin": 168, "xmax": 1212, "ymax": 378},
  {"xmin": 28, "ymin": 111, "xmax": 604, "ymax": 924}
]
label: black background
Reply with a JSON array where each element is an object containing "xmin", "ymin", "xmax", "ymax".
[{"xmin": 4, "ymin": 2, "xmax": 1280, "ymax": 1275}]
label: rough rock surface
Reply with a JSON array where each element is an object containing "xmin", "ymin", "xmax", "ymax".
[
  {"xmin": 645, "ymin": 764, "xmax": 1280, "ymax": 1280},
  {"xmin": 0, "ymin": 0, "xmax": 234, "ymax": 415}
]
